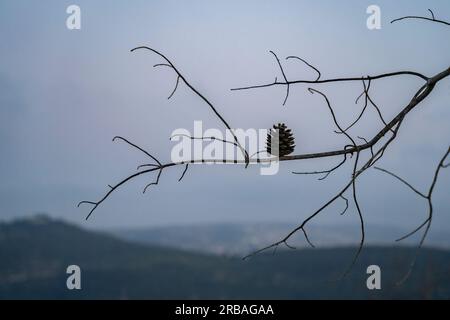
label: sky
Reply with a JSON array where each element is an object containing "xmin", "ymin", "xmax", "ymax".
[{"xmin": 0, "ymin": 0, "xmax": 449, "ymax": 236}]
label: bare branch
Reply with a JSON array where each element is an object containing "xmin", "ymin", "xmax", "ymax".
[
  {"xmin": 231, "ymin": 71, "xmax": 428, "ymax": 92},
  {"xmin": 356, "ymin": 79, "xmax": 392, "ymax": 132},
  {"xmin": 131, "ymin": 46, "xmax": 249, "ymax": 165},
  {"xmin": 286, "ymin": 55, "xmax": 321, "ymax": 81},
  {"xmin": 302, "ymin": 228, "xmax": 315, "ymax": 248},
  {"xmin": 341, "ymin": 151, "xmax": 364, "ymax": 279},
  {"xmin": 167, "ymin": 76, "xmax": 180, "ymax": 100},
  {"xmin": 428, "ymin": 9, "xmax": 435, "ymax": 20},
  {"xmin": 249, "ymin": 150, "xmax": 269, "ymax": 160},
  {"xmin": 269, "ymin": 51, "xmax": 290, "ymax": 106},
  {"xmin": 78, "ymin": 166, "xmax": 166, "ymax": 220},
  {"xmin": 79, "ymin": 67, "xmax": 450, "ymax": 225},
  {"xmin": 178, "ymin": 164, "xmax": 189, "ymax": 182},
  {"xmin": 308, "ymin": 88, "xmax": 356, "ymax": 147},
  {"xmin": 143, "ymin": 168, "xmax": 163, "ymax": 194},
  {"xmin": 79, "ymin": 15, "xmax": 450, "ymax": 282},
  {"xmin": 292, "ymin": 154, "xmax": 347, "ymax": 181},
  {"xmin": 244, "ymin": 102, "xmax": 408, "ymax": 272},
  {"xmin": 153, "ymin": 63, "xmax": 172, "ymax": 69},
  {"xmin": 339, "ymin": 195, "xmax": 349, "ymax": 215},
  {"xmin": 357, "ymin": 136, "xmax": 373, "ymax": 158},
  {"xmin": 374, "ymin": 167, "xmax": 427, "ymax": 198},
  {"xmin": 137, "ymin": 164, "xmax": 159, "ymax": 170},
  {"xmin": 113, "ymin": 136, "xmax": 161, "ymax": 166},
  {"xmin": 170, "ymin": 133, "xmax": 239, "ymax": 148},
  {"xmin": 340, "ymin": 79, "xmax": 372, "ymax": 133},
  {"xmin": 391, "ymin": 9, "xmax": 450, "ymax": 26},
  {"xmin": 396, "ymin": 146, "xmax": 450, "ymax": 285}
]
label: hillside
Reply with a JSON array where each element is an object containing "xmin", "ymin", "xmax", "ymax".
[{"xmin": 0, "ymin": 215, "xmax": 449, "ymax": 299}]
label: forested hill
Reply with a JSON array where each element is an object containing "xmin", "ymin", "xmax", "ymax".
[{"xmin": 0, "ymin": 216, "xmax": 449, "ymax": 299}]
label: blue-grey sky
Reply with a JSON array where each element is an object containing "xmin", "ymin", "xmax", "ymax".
[{"xmin": 0, "ymin": 0, "xmax": 449, "ymax": 233}]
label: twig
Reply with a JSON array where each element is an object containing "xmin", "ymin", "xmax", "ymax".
[
  {"xmin": 395, "ymin": 147, "xmax": 450, "ymax": 285},
  {"xmin": 170, "ymin": 133, "xmax": 239, "ymax": 148},
  {"xmin": 113, "ymin": 136, "xmax": 161, "ymax": 166},
  {"xmin": 292, "ymin": 154, "xmax": 347, "ymax": 181},
  {"xmin": 339, "ymin": 195, "xmax": 349, "ymax": 215},
  {"xmin": 178, "ymin": 164, "xmax": 189, "ymax": 182},
  {"xmin": 143, "ymin": 168, "xmax": 163, "ymax": 194},
  {"xmin": 231, "ymin": 71, "xmax": 428, "ymax": 92},
  {"xmin": 269, "ymin": 51, "xmax": 290, "ymax": 106},
  {"xmin": 131, "ymin": 46, "xmax": 249, "ymax": 165},
  {"xmin": 391, "ymin": 9, "xmax": 450, "ymax": 26},
  {"xmin": 286, "ymin": 55, "xmax": 321, "ymax": 81}
]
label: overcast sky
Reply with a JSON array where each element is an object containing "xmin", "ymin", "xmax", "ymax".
[{"xmin": 0, "ymin": 1, "xmax": 449, "ymax": 238}]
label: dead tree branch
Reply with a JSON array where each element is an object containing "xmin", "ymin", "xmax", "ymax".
[
  {"xmin": 131, "ymin": 46, "xmax": 249, "ymax": 165},
  {"xmin": 79, "ymin": 16, "xmax": 450, "ymax": 280},
  {"xmin": 375, "ymin": 147, "xmax": 450, "ymax": 284},
  {"xmin": 391, "ymin": 9, "xmax": 450, "ymax": 26}
]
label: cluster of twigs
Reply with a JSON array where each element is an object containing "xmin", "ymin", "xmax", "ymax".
[{"xmin": 79, "ymin": 10, "xmax": 450, "ymax": 281}]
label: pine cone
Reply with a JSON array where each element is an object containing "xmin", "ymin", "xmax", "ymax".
[{"xmin": 266, "ymin": 123, "xmax": 295, "ymax": 157}]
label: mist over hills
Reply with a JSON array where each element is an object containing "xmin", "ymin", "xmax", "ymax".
[
  {"xmin": 112, "ymin": 222, "xmax": 450, "ymax": 256},
  {"xmin": 1, "ymin": 215, "xmax": 450, "ymax": 299}
]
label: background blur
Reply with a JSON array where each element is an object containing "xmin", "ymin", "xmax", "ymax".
[{"xmin": 0, "ymin": 0, "xmax": 449, "ymax": 299}]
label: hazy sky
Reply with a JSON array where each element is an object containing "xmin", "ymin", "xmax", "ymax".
[{"xmin": 0, "ymin": 1, "xmax": 449, "ymax": 235}]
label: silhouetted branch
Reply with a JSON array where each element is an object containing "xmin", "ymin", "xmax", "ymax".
[
  {"xmin": 143, "ymin": 168, "xmax": 163, "ymax": 194},
  {"xmin": 80, "ymin": 65, "xmax": 450, "ymax": 237},
  {"xmin": 379, "ymin": 146, "xmax": 450, "ymax": 285},
  {"xmin": 131, "ymin": 46, "xmax": 249, "ymax": 165},
  {"xmin": 79, "ymin": 17, "xmax": 450, "ymax": 281},
  {"xmin": 391, "ymin": 9, "xmax": 450, "ymax": 26},
  {"xmin": 339, "ymin": 195, "xmax": 349, "ymax": 215},
  {"xmin": 286, "ymin": 55, "xmax": 321, "ymax": 81},
  {"xmin": 342, "ymin": 151, "xmax": 364, "ymax": 279},
  {"xmin": 308, "ymin": 88, "xmax": 355, "ymax": 145},
  {"xmin": 374, "ymin": 167, "xmax": 427, "ymax": 198},
  {"xmin": 341, "ymin": 79, "xmax": 372, "ymax": 133},
  {"xmin": 113, "ymin": 136, "xmax": 161, "ymax": 166},
  {"xmin": 231, "ymin": 71, "xmax": 428, "ymax": 92},
  {"xmin": 357, "ymin": 136, "xmax": 374, "ymax": 158},
  {"xmin": 170, "ymin": 133, "xmax": 239, "ymax": 148},
  {"xmin": 137, "ymin": 164, "xmax": 159, "ymax": 170},
  {"xmin": 302, "ymin": 228, "xmax": 315, "ymax": 248},
  {"xmin": 269, "ymin": 51, "xmax": 290, "ymax": 106},
  {"xmin": 292, "ymin": 154, "xmax": 347, "ymax": 181},
  {"xmin": 78, "ymin": 166, "xmax": 167, "ymax": 220},
  {"xmin": 178, "ymin": 164, "xmax": 189, "ymax": 182},
  {"xmin": 168, "ymin": 76, "xmax": 180, "ymax": 100}
]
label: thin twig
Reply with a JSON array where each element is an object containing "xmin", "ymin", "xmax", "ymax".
[
  {"xmin": 292, "ymin": 154, "xmax": 347, "ymax": 181},
  {"xmin": 339, "ymin": 195, "xmax": 349, "ymax": 216},
  {"xmin": 374, "ymin": 167, "xmax": 427, "ymax": 198},
  {"xmin": 391, "ymin": 9, "xmax": 450, "ymax": 26},
  {"xmin": 113, "ymin": 136, "xmax": 161, "ymax": 166},
  {"xmin": 170, "ymin": 134, "xmax": 239, "ymax": 147},
  {"xmin": 178, "ymin": 164, "xmax": 189, "ymax": 182},
  {"xmin": 269, "ymin": 51, "xmax": 290, "ymax": 106},
  {"xmin": 143, "ymin": 168, "xmax": 163, "ymax": 194},
  {"xmin": 131, "ymin": 46, "xmax": 249, "ymax": 165},
  {"xmin": 286, "ymin": 55, "xmax": 321, "ymax": 81}
]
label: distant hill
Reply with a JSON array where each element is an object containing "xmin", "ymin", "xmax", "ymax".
[
  {"xmin": 112, "ymin": 222, "xmax": 450, "ymax": 256},
  {"xmin": 1, "ymin": 215, "xmax": 449, "ymax": 299}
]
